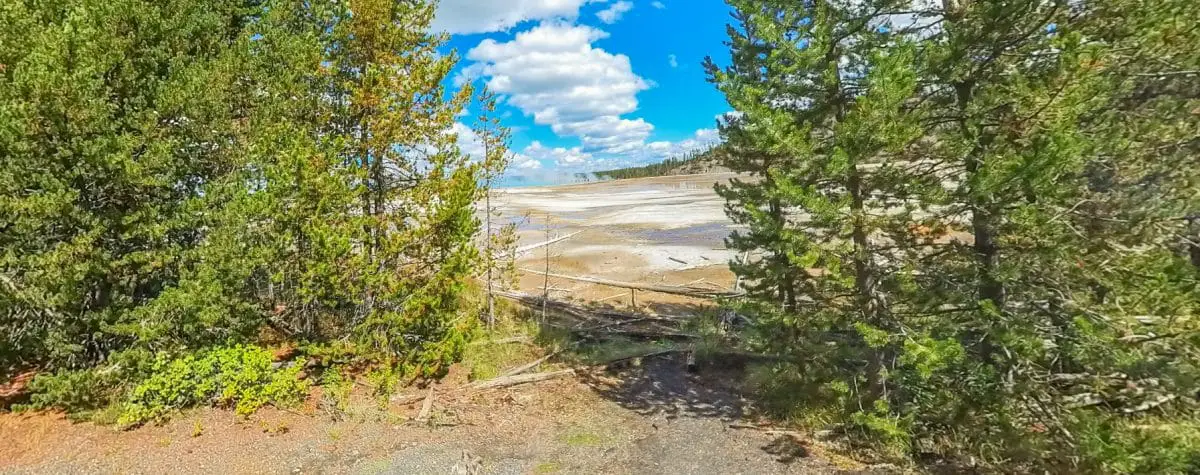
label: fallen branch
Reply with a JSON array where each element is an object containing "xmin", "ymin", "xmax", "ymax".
[
  {"xmin": 498, "ymin": 350, "xmax": 561, "ymax": 378},
  {"xmin": 597, "ymin": 292, "xmax": 628, "ymax": 303},
  {"xmin": 391, "ymin": 392, "xmax": 429, "ymax": 405},
  {"xmin": 393, "ymin": 368, "xmax": 578, "ymax": 403},
  {"xmin": 591, "ymin": 348, "xmax": 683, "ymax": 371},
  {"xmin": 415, "ymin": 387, "xmax": 435, "ymax": 423},
  {"xmin": 1122, "ymin": 394, "xmax": 1178, "ymax": 414},
  {"xmin": 514, "ymin": 231, "xmax": 582, "ymax": 256},
  {"xmin": 468, "ymin": 336, "xmax": 531, "ymax": 346},
  {"xmin": 1063, "ymin": 392, "xmax": 1105, "ymax": 409},
  {"xmin": 728, "ymin": 423, "xmax": 806, "ymax": 438},
  {"xmin": 469, "ymin": 369, "xmax": 576, "ymax": 391},
  {"xmin": 581, "ymin": 317, "xmax": 655, "ymax": 331},
  {"xmin": 572, "ymin": 327, "xmax": 698, "ymax": 341},
  {"xmin": 492, "ymin": 290, "xmax": 693, "ymax": 323},
  {"xmin": 517, "ymin": 268, "xmax": 744, "ymax": 298}
]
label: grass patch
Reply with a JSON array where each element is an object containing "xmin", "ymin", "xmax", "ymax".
[
  {"xmin": 744, "ymin": 362, "xmax": 840, "ymax": 427},
  {"xmin": 566, "ymin": 337, "xmax": 676, "ymax": 366},
  {"xmin": 534, "ymin": 461, "xmax": 563, "ymax": 473},
  {"xmin": 462, "ymin": 319, "xmax": 549, "ymax": 381},
  {"xmin": 562, "ymin": 429, "xmax": 606, "ymax": 447}
]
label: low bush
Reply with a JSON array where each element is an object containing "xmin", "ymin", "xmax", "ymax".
[{"xmin": 117, "ymin": 346, "xmax": 309, "ymax": 427}]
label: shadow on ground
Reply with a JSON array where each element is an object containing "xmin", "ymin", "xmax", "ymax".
[{"xmin": 578, "ymin": 352, "xmax": 746, "ymax": 420}]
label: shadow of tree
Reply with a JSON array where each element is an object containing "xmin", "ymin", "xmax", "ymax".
[
  {"xmin": 511, "ymin": 294, "xmax": 829, "ymax": 467},
  {"xmin": 762, "ymin": 434, "xmax": 811, "ymax": 463},
  {"xmin": 576, "ymin": 353, "xmax": 747, "ymax": 420}
]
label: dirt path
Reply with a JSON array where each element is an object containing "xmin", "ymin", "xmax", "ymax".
[{"xmin": 1, "ymin": 355, "xmax": 864, "ymax": 474}]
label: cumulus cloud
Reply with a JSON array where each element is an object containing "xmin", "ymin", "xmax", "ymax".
[
  {"xmin": 639, "ymin": 128, "xmax": 719, "ymax": 160},
  {"xmin": 431, "ymin": 0, "xmax": 598, "ymax": 35},
  {"xmin": 667, "ymin": 54, "xmax": 678, "ymax": 68},
  {"xmin": 449, "ymin": 122, "xmax": 486, "ymax": 160},
  {"xmin": 596, "ymin": 1, "xmax": 633, "ymax": 24},
  {"xmin": 450, "ymin": 122, "xmax": 542, "ymax": 170},
  {"xmin": 522, "ymin": 141, "xmax": 593, "ymax": 166},
  {"xmin": 509, "ymin": 152, "xmax": 544, "ymax": 170},
  {"xmin": 651, "ymin": 1, "xmax": 666, "ymax": 8},
  {"xmin": 463, "ymin": 23, "xmax": 654, "ymax": 154}
]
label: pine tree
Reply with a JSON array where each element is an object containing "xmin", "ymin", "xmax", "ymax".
[
  {"xmin": 321, "ymin": 0, "xmax": 491, "ymax": 375},
  {"xmin": 705, "ymin": 6, "xmax": 801, "ymax": 312},
  {"xmin": 1, "ymin": 0, "xmax": 505, "ymax": 381},
  {"xmin": 913, "ymin": 0, "xmax": 1200, "ymax": 460},
  {"xmin": 709, "ymin": 0, "xmax": 929, "ymax": 443},
  {"xmin": 712, "ymin": 0, "xmax": 1200, "ymax": 467},
  {"xmin": 0, "ymin": 0, "xmax": 262, "ymax": 370},
  {"xmin": 474, "ymin": 90, "xmax": 516, "ymax": 329}
]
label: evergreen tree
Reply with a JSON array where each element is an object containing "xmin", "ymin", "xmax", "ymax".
[
  {"xmin": 321, "ymin": 0, "xmax": 492, "ymax": 375},
  {"xmin": 713, "ymin": 0, "xmax": 1200, "ymax": 467},
  {"xmin": 708, "ymin": 0, "xmax": 931, "ymax": 445},
  {"xmin": 914, "ymin": 0, "xmax": 1200, "ymax": 462},
  {"xmin": 0, "ymin": 0, "xmax": 262, "ymax": 370},
  {"xmin": 1, "ymin": 0, "xmax": 504, "ymax": 381}
]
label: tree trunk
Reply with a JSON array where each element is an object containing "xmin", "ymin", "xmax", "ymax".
[
  {"xmin": 485, "ymin": 179, "xmax": 495, "ymax": 329},
  {"xmin": 956, "ymin": 77, "xmax": 1003, "ymax": 366}
]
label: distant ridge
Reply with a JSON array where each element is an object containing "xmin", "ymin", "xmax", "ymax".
[{"xmin": 586, "ymin": 146, "xmax": 727, "ymax": 181}]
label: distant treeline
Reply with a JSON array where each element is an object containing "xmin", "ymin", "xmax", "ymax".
[{"xmin": 589, "ymin": 147, "xmax": 717, "ymax": 181}]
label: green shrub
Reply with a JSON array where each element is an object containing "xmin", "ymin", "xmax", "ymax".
[
  {"xmin": 15, "ymin": 348, "xmax": 156, "ymax": 419},
  {"xmin": 1073, "ymin": 415, "xmax": 1200, "ymax": 474},
  {"xmin": 117, "ymin": 345, "xmax": 309, "ymax": 428},
  {"xmin": 17, "ymin": 369, "xmax": 121, "ymax": 417}
]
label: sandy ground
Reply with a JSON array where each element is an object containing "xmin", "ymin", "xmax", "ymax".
[{"xmin": 489, "ymin": 173, "xmax": 744, "ymax": 311}]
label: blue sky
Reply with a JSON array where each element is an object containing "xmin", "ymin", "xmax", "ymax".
[{"xmin": 432, "ymin": 0, "xmax": 733, "ymax": 184}]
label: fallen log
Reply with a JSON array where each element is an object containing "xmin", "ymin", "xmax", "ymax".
[
  {"xmin": 469, "ymin": 369, "xmax": 576, "ymax": 391},
  {"xmin": 498, "ymin": 350, "xmax": 561, "ymax": 378},
  {"xmin": 415, "ymin": 387, "xmax": 435, "ymax": 423},
  {"xmin": 592, "ymin": 348, "xmax": 683, "ymax": 371},
  {"xmin": 492, "ymin": 290, "xmax": 692, "ymax": 323},
  {"xmin": 517, "ymin": 268, "xmax": 744, "ymax": 298},
  {"xmin": 514, "ymin": 231, "xmax": 582, "ymax": 256},
  {"xmin": 467, "ymin": 336, "xmax": 531, "ymax": 346},
  {"xmin": 569, "ymin": 326, "xmax": 697, "ymax": 341},
  {"xmin": 728, "ymin": 423, "xmax": 806, "ymax": 438}
]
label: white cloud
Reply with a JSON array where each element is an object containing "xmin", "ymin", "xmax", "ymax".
[
  {"xmin": 551, "ymin": 116, "xmax": 653, "ymax": 154},
  {"xmin": 638, "ymin": 127, "xmax": 719, "ymax": 160},
  {"xmin": 509, "ymin": 152, "xmax": 544, "ymax": 169},
  {"xmin": 651, "ymin": 1, "xmax": 666, "ymax": 8},
  {"xmin": 449, "ymin": 122, "xmax": 486, "ymax": 160},
  {"xmin": 463, "ymin": 23, "xmax": 654, "ymax": 154},
  {"xmin": 596, "ymin": 1, "xmax": 633, "ymax": 24},
  {"xmin": 667, "ymin": 54, "xmax": 678, "ymax": 68},
  {"xmin": 431, "ymin": 0, "xmax": 598, "ymax": 35},
  {"xmin": 523, "ymin": 140, "xmax": 593, "ymax": 166},
  {"xmin": 450, "ymin": 122, "xmax": 542, "ymax": 170}
]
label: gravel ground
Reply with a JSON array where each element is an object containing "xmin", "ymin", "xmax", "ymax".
[{"xmin": 1, "ymin": 355, "xmax": 872, "ymax": 474}]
